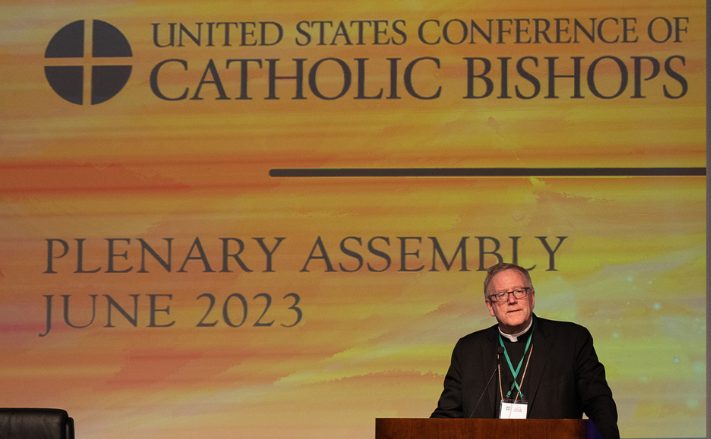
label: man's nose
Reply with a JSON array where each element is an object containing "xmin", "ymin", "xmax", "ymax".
[{"xmin": 506, "ymin": 292, "xmax": 518, "ymax": 303}]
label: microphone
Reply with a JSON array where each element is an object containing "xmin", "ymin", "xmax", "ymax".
[{"xmin": 468, "ymin": 346, "xmax": 504, "ymax": 418}]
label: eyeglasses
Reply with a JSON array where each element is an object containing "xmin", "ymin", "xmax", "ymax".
[{"xmin": 487, "ymin": 287, "xmax": 532, "ymax": 303}]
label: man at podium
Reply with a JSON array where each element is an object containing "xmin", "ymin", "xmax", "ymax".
[{"xmin": 431, "ymin": 262, "xmax": 619, "ymax": 439}]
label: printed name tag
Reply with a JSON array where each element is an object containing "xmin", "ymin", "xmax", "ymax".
[{"xmin": 499, "ymin": 401, "xmax": 528, "ymax": 419}]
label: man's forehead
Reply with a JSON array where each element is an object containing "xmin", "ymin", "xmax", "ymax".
[{"xmin": 489, "ymin": 269, "xmax": 530, "ymax": 289}]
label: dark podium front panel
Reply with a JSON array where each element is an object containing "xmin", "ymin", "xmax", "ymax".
[{"xmin": 376, "ymin": 418, "xmax": 601, "ymax": 439}]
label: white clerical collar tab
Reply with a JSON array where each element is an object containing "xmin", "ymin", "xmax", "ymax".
[{"xmin": 499, "ymin": 318, "xmax": 533, "ymax": 342}]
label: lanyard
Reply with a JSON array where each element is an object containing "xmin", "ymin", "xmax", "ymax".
[{"xmin": 498, "ymin": 326, "xmax": 534, "ymax": 399}]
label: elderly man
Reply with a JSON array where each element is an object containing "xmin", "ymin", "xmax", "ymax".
[{"xmin": 432, "ymin": 262, "xmax": 619, "ymax": 439}]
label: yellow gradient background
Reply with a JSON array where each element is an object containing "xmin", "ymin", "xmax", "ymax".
[{"xmin": 0, "ymin": 1, "xmax": 705, "ymax": 438}]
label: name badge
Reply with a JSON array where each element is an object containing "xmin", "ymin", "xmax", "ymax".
[{"xmin": 499, "ymin": 400, "xmax": 528, "ymax": 419}]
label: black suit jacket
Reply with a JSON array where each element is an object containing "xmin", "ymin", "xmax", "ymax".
[{"xmin": 431, "ymin": 315, "xmax": 619, "ymax": 439}]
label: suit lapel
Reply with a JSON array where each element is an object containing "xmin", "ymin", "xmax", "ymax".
[
  {"xmin": 482, "ymin": 326, "xmax": 500, "ymax": 417},
  {"xmin": 522, "ymin": 315, "xmax": 549, "ymax": 414}
]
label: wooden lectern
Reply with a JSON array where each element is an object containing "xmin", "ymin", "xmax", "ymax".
[{"xmin": 375, "ymin": 418, "xmax": 602, "ymax": 439}]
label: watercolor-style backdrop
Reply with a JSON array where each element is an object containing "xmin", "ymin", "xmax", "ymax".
[{"xmin": 0, "ymin": 0, "xmax": 705, "ymax": 438}]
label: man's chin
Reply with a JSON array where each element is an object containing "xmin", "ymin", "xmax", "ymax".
[{"xmin": 501, "ymin": 315, "xmax": 531, "ymax": 332}]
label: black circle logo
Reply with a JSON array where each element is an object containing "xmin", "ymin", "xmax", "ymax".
[{"xmin": 44, "ymin": 20, "xmax": 132, "ymax": 105}]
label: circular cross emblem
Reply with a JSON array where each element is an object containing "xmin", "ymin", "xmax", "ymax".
[{"xmin": 44, "ymin": 20, "xmax": 132, "ymax": 105}]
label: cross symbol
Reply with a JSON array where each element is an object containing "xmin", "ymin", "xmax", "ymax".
[{"xmin": 45, "ymin": 20, "xmax": 132, "ymax": 105}]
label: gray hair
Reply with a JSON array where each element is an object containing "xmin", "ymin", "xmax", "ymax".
[{"xmin": 483, "ymin": 262, "xmax": 533, "ymax": 297}]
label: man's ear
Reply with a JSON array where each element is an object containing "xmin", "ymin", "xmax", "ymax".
[{"xmin": 485, "ymin": 299, "xmax": 496, "ymax": 317}]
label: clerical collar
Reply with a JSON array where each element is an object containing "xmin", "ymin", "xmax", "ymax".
[{"xmin": 498, "ymin": 317, "xmax": 533, "ymax": 342}]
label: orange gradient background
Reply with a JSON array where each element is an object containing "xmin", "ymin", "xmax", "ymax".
[{"xmin": 0, "ymin": 1, "xmax": 705, "ymax": 438}]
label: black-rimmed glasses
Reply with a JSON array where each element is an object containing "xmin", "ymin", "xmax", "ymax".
[{"xmin": 487, "ymin": 287, "xmax": 531, "ymax": 303}]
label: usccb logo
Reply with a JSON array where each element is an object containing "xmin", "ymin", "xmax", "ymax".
[{"xmin": 44, "ymin": 20, "xmax": 132, "ymax": 105}]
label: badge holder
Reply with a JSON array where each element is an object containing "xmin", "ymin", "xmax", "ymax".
[{"xmin": 499, "ymin": 397, "xmax": 528, "ymax": 419}]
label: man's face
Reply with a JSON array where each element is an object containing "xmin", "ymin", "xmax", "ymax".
[{"xmin": 485, "ymin": 269, "xmax": 535, "ymax": 333}]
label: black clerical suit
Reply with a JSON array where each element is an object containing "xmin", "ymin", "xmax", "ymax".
[{"xmin": 432, "ymin": 315, "xmax": 619, "ymax": 439}]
